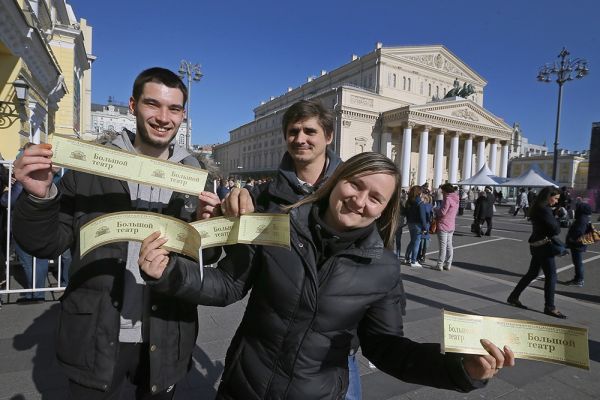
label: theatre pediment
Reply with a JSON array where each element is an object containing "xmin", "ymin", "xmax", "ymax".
[
  {"xmin": 381, "ymin": 46, "xmax": 486, "ymax": 85},
  {"xmin": 409, "ymin": 100, "xmax": 512, "ymax": 132}
]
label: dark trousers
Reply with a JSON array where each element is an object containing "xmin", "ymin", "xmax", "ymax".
[
  {"xmin": 394, "ymin": 226, "xmax": 403, "ymax": 258},
  {"xmin": 478, "ymin": 217, "xmax": 492, "ymax": 235},
  {"xmin": 67, "ymin": 343, "xmax": 176, "ymax": 400},
  {"xmin": 570, "ymin": 249, "xmax": 584, "ymax": 282},
  {"xmin": 509, "ymin": 252, "xmax": 557, "ymax": 310}
]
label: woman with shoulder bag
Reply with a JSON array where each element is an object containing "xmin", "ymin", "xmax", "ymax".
[
  {"xmin": 507, "ymin": 187, "xmax": 566, "ymax": 319},
  {"xmin": 564, "ymin": 202, "xmax": 593, "ymax": 287}
]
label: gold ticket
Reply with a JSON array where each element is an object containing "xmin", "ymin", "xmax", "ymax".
[
  {"xmin": 80, "ymin": 211, "xmax": 201, "ymax": 260},
  {"xmin": 443, "ymin": 310, "xmax": 589, "ymax": 370},
  {"xmin": 80, "ymin": 212, "xmax": 291, "ymax": 260},
  {"xmin": 51, "ymin": 134, "xmax": 208, "ymax": 195},
  {"xmin": 191, "ymin": 213, "xmax": 290, "ymax": 249}
]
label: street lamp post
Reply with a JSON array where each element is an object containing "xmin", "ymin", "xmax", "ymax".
[
  {"xmin": 178, "ymin": 60, "xmax": 203, "ymax": 150},
  {"xmin": 536, "ymin": 47, "xmax": 589, "ymax": 181}
]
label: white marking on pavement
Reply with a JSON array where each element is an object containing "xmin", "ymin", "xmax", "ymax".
[
  {"xmin": 457, "ymin": 225, "xmax": 527, "ymax": 235},
  {"xmin": 425, "ymin": 237, "xmax": 507, "ymax": 255},
  {"xmin": 536, "ymin": 254, "xmax": 600, "ymax": 277},
  {"xmin": 454, "ymin": 264, "xmax": 600, "ymax": 311}
]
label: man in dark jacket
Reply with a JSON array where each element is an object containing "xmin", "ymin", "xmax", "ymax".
[
  {"xmin": 474, "ymin": 186, "xmax": 495, "ymax": 237},
  {"xmin": 11, "ymin": 68, "xmax": 208, "ymax": 399}
]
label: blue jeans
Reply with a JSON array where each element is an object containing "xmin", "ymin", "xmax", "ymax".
[
  {"xmin": 405, "ymin": 224, "xmax": 422, "ymax": 263},
  {"xmin": 509, "ymin": 250, "xmax": 557, "ymax": 310},
  {"xmin": 345, "ymin": 354, "xmax": 361, "ymax": 400},
  {"xmin": 14, "ymin": 241, "xmax": 48, "ymax": 300},
  {"xmin": 570, "ymin": 249, "xmax": 584, "ymax": 282},
  {"xmin": 59, "ymin": 249, "xmax": 72, "ymax": 287}
]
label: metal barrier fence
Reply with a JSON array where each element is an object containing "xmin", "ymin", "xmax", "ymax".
[{"xmin": 1, "ymin": 159, "xmax": 66, "ymax": 303}]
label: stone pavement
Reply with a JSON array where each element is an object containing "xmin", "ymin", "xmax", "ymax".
[{"xmin": 1, "ymin": 211, "xmax": 599, "ymax": 399}]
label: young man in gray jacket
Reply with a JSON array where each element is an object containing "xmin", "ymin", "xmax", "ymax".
[{"xmin": 12, "ymin": 67, "xmax": 209, "ymax": 399}]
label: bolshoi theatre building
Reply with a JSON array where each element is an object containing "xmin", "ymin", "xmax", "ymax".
[{"xmin": 213, "ymin": 43, "xmax": 514, "ymax": 188}]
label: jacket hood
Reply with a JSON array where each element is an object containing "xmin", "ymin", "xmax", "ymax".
[{"xmin": 111, "ymin": 129, "xmax": 192, "ymax": 164}]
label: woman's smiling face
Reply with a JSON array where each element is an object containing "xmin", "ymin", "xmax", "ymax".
[{"xmin": 324, "ymin": 172, "xmax": 396, "ymax": 232}]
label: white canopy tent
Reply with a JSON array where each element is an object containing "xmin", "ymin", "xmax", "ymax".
[
  {"xmin": 503, "ymin": 164, "xmax": 558, "ymax": 187},
  {"xmin": 457, "ymin": 164, "xmax": 508, "ymax": 186}
]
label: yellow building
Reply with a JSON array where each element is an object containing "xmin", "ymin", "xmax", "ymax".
[
  {"xmin": 46, "ymin": 1, "xmax": 93, "ymax": 138},
  {"xmin": 0, "ymin": 0, "xmax": 92, "ymax": 160}
]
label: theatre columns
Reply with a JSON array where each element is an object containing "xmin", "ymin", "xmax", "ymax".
[
  {"xmin": 489, "ymin": 140, "xmax": 498, "ymax": 175},
  {"xmin": 476, "ymin": 137, "xmax": 486, "ymax": 171},
  {"xmin": 433, "ymin": 128, "xmax": 445, "ymax": 188},
  {"xmin": 448, "ymin": 132, "xmax": 459, "ymax": 184},
  {"xmin": 400, "ymin": 122, "xmax": 415, "ymax": 188},
  {"xmin": 462, "ymin": 134, "xmax": 473, "ymax": 182},
  {"xmin": 417, "ymin": 126, "xmax": 430, "ymax": 186},
  {"xmin": 500, "ymin": 141, "xmax": 509, "ymax": 177}
]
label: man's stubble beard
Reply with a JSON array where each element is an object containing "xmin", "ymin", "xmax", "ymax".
[{"xmin": 137, "ymin": 123, "xmax": 177, "ymax": 150}]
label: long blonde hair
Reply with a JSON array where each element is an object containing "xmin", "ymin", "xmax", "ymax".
[{"xmin": 285, "ymin": 152, "xmax": 401, "ymax": 249}]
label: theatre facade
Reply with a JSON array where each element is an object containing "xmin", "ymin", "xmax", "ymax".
[{"xmin": 213, "ymin": 43, "xmax": 513, "ymax": 188}]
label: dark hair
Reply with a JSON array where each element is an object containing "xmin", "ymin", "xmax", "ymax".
[
  {"xmin": 532, "ymin": 186, "xmax": 560, "ymax": 211},
  {"xmin": 281, "ymin": 100, "xmax": 334, "ymax": 139},
  {"xmin": 286, "ymin": 152, "xmax": 401, "ymax": 249},
  {"xmin": 132, "ymin": 67, "xmax": 188, "ymax": 105},
  {"xmin": 406, "ymin": 185, "xmax": 422, "ymax": 205},
  {"xmin": 440, "ymin": 183, "xmax": 455, "ymax": 194}
]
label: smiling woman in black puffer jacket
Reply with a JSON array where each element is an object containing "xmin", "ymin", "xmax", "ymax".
[{"xmin": 140, "ymin": 152, "xmax": 514, "ymax": 399}]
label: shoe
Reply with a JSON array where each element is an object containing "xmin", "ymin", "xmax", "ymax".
[
  {"xmin": 435, "ymin": 264, "xmax": 443, "ymax": 271},
  {"xmin": 417, "ymin": 257, "xmax": 426, "ymax": 264},
  {"xmin": 484, "ymin": 233, "xmax": 491, "ymax": 236},
  {"xmin": 507, "ymin": 297, "xmax": 528, "ymax": 309},
  {"xmin": 410, "ymin": 261, "xmax": 422, "ymax": 268},
  {"xmin": 443, "ymin": 263, "xmax": 451, "ymax": 271},
  {"xmin": 565, "ymin": 279, "xmax": 584, "ymax": 287},
  {"xmin": 544, "ymin": 308, "xmax": 566, "ymax": 319}
]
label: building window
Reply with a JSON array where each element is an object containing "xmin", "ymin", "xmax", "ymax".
[
  {"xmin": 403, "ymin": 77, "xmax": 406, "ymax": 90},
  {"xmin": 420, "ymin": 81, "xmax": 424, "ymax": 95},
  {"xmin": 408, "ymin": 78, "xmax": 411, "ymax": 91},
  {"xmin": 392, "ymin": 73, "xmax": 397, "ymax": 88},
  {"xmin": 436, "ymin": 86, "xmax": 439, "ymax": 97},
  {"xmin": 428, "ymin": 84, "xmax": 432, "ymax": 96}
]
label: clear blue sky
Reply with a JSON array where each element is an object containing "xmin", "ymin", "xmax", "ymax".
[{"xmin": 69, "ymin": 0, "xmax": 599, "ymax": 151}]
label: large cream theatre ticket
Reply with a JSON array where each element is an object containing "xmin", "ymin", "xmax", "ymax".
[
  {"xmin": 80, "ymin": 211, "xmax": 201, "ymax": 260},
  {"xmin": 50, "ymin": 134, "xmax": 208, "ymax": 195},
  {"xmin": 191, "ymin": 214, "xmax": 290, "ymax": 248},
  {"xmin": 443, "ymin": 310, "xmax": 589, "ymax": 369},
  {"xmin": 80, "ymin": 212, "xmax": 290, "ymax": 261}
]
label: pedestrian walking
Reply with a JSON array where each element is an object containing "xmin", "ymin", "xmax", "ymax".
[
  {"xmin": 565, "ymin": 202, "xmax": 593, "ymax": 287},
  {"xmin": 435, "ymin": 183, "xmax": 459, "ymax": 271},
  {"xmin": 513, "ymin": 188, "xmax": 529, "ymax": 217},
  {"xmin": 474, "ymin": 186, "xmax": 494, "ymax": 237},
  {"xmin": 507, "ymin": 187, "xmax": 567, "ymax": 319}
]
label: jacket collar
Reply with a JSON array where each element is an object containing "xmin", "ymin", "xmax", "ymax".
[
  {"xmin": 290, "ymin": 202, "xmax": 384, "ymax": 260},
  {"xmin": 270, "ymin": 147, "xmax": 342, "ymax": 204}
]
